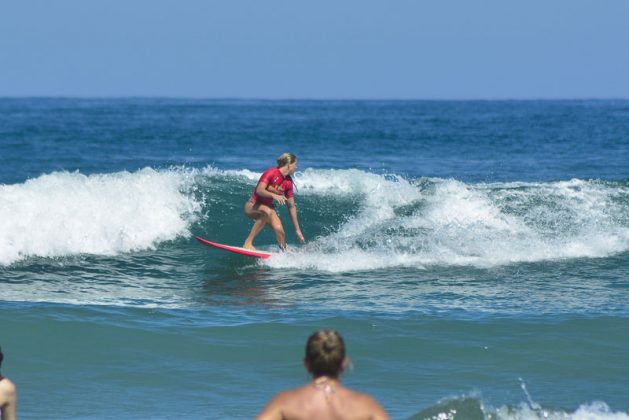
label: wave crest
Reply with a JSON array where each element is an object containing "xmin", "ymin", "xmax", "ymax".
[{"xmin": 0, "ymin": 168, "xmax": 201, "ymax": 265}]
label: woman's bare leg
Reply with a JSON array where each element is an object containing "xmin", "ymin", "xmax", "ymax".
[
  {"xmin": 266, "ymin": 211, "xmax": 286, "ymax": 250},
  {"xmin": 243, "ymin": 201, "xmax": 286, "ymax": 250},
  {"xmin": 243, "ymin": 218, "xmax": 266, "ymax": 250}
]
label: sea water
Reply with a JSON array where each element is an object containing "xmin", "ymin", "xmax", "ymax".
[{"xmin": 1, "ymin": 98, "xmax": 628, "ymax": 419}]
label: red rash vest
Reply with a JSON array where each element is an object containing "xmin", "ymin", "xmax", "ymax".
[{"xmin": 249, "ymin": 167, "xmax": 294, "ymax": 208}]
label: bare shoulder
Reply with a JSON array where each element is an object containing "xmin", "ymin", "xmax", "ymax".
[
  {"xmin": 256, "ymin": 386, "xmax": 310, "ymax": 420},
  {"xmin": 0, "ymin": 377, "xmax": 17, "ymax": 395},
  {"xmin": 0, "ymin": 377, "xmax": 17, "ymax": 413},
  {"xmin": 337, "ymin": 387, "xmax": 390, "ymax": 420}
]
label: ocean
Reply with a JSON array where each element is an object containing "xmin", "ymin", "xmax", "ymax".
[{"xmin": 0, "ymin": 98, "xmax": 628, "ymax": 419}]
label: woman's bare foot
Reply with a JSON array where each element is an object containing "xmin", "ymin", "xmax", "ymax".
[{"xmin": 243, "ymin": 242, "xmax": 256, "ymax": 250}]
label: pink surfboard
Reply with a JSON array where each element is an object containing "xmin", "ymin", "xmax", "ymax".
[{"xmin": 195, "ymin": 236, "xmax": 273, "ymax": 259}]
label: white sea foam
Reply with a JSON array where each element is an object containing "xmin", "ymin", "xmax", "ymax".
[
  {"xmin": 265, "ymin": 171, "xmax": 629, "ymax": 272},
  {"xmin": 489, "ymin": 401, "xmax": 629, "ymax": 420},
  {"xmin": 0, "ymin": 168, "xmax": 202, "ymax": 265},
  {"xmin": 416, "ymin": 390, "xmax": 628, "ymax": 420}
]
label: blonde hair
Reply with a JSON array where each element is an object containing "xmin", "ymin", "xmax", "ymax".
[
  {"xmin": 305, "ymin": 330, "xmax": 346, "ymax": 378},
  {"xmin": 277, "ymin": 152, "xmax": 297, "ymax": 168}
]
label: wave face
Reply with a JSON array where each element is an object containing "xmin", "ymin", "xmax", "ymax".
[{"xmin": 1, "ymin": 166, "xmax": 628, "ymax": 270}]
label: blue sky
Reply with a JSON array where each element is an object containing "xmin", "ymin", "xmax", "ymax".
[{"xmin": 1, "ymin": 0, "xmax": 628, "ymax": 99}]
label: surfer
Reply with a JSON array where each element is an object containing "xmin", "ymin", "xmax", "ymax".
[
  {"xmin": 0, "ymin": 346, "xmax": 17, "ymax": 420},
  {"xmin": 243, "ymin": 152, "xmax": 305, "ymax": 251},
  {"xmin": 256, "ymin": 330, "xmax": 389, "ymax": 420}
]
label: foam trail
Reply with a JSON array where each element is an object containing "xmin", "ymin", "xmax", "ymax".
[
  {"xmin": 0, "ymin": 168, "xmax": 201, "ymax": 265},
  {"xmin": 266, "ymin": 172, "xmax": 629, "ymax": 272}
]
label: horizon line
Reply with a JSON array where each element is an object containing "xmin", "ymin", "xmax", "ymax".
[{"xmin": 1, "ymin": 95, "xmax": 628, "ymax": 102}]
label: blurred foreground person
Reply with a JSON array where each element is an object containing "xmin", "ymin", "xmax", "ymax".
[
  {"xmin": 257, "ymin": 330, "xmax": 388, "ymax": 420},
  {"xmin": 0, "ymin": 346, "xmax": 17, "ymax": 420}
]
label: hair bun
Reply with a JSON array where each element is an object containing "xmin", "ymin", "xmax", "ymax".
[
  {"xmin": 323, "ymin": 338, "xmax": 334, "ymax": 352},
  {"xmin": 305, "ymin": 329, "xmax": 346, "ymax": 377}
]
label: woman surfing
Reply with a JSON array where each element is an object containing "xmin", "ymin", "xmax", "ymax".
[{"xmin": 243, "ymin": 152, "xmax": 305, "ymax": 251}]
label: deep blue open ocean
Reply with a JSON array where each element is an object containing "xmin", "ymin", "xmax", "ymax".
[{"xmin": 1, "ymin": 98, "xmax": 628, "ymax": 419}]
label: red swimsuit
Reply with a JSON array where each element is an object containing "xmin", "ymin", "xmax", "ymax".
[{"xmin": 249, "ymin": 168, "xmax": 294, "ymax": 208}]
